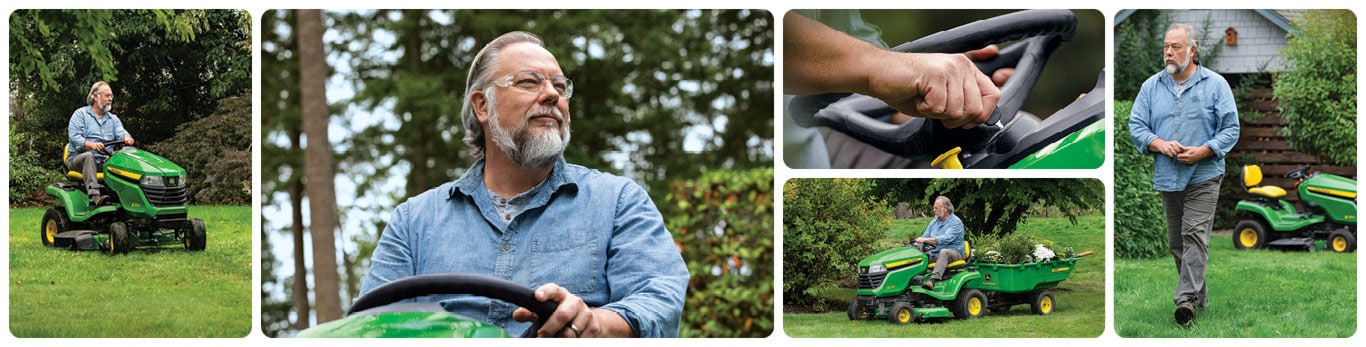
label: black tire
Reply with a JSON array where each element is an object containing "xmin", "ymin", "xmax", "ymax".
[
  {"xmin": 109, "ymin": 222, "xmax": 131, "ymax": 255},
  {"xmin": 1232, "ymin": 219, "xmax": 1269, "ymax": 250},
  {"xmin": 887, "ymin": 303, "xmax": 915, "ymax": 325},
  {"xmin": 1030, "ymin": 290, "xmax": 1055, "ymax": 315},
  {"xmin": 41, "ymin": 208, "xmax": 70, "ymax": 247},
  {"xmin": 185, "ymin": 219, "xmax": 207, "ymax": 251},
  {"xmin": 1327, "ymin": 230, "xmax": 1356, "ymax": 253},
  {"xmin": 847, "ymin": 301, "xmax": 871, "ymax": 321},
  {"xmin": 953, "ymin": 289, "xmax": 987, "ymax": 319}
]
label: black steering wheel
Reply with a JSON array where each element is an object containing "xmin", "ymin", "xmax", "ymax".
[
  {"xmin": 99, "ymin": 140, "xmax": 127, "ymax": 156},
  {"xmin": 790, "ymin": 9, "xmax": 1088, "ymax": 168},
  {"xmin": 1287, "ymin": 166, "xmax": 1312, "ymax": 180},
  {"xmin": 918, "ymin": 242, "xmax": 937, "ymax": 253},
  {"xmin": 348, "ymin": 274, "xmax": 560, "ymax": 338}
]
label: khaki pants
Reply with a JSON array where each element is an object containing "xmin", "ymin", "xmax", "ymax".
[
  {"xmin": 1160, "ymin": 176, "xmax": 1221, "ymax": 307},
  {"xmin": 66, "ymin": 151, "xmax": 103, "ymax": 196},
  {"xmin": 930, "ymin": 248, "xmax": 965, "ymax": 281}
]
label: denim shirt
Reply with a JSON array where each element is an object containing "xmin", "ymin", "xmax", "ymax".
[
  {"xmin": 1129, "ymin": 66, "xmax": 1241, "ymax": 192},
  {"xmin": 66, "ymin": 106, "xmax": 128, "ymax": 165},
  {"xmin": 359, "ymin": 158, "xmax": 689, "ymax": 337},
  {"xmin": 920, "ymin": 213, "xmax": 965, "ymax": 257}
]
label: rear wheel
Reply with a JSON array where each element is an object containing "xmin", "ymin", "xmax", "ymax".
[
  {"xmin": 41, "ymin": 208, "xmax": 70, "ymax": 247},
  {"xmin": 953, "ymin": 289, "xmax": 987, "ymax": 319},
  {"xmin": 109, "ymin": 222, "xmax": 131, "ymax": 255},
  {"xmin": 185, "ymin": 219, "xmax": 207, "ymax": 251},
  {"xmin": 1030, "ymin": 290, "xmax": 1055, "ymax": 315},
  {"xmin": 847, "ymin": 301, "xmax": 871, "ymax": 321},
  {"xmin": 1232, "ymin": 219, "xmax": 1269, "ymax": 250},
  {"xmin": 1327, "ymin": 231, "xmax": 1356, "ymax": 253},
  {"xmin": 887, "ymin": 303, "xmax": 914, "ymax": 325}
]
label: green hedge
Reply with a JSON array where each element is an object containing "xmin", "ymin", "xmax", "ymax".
[
  {"xmin": 1114, "ymin": 101, "xmax": 1169, "ymax": 259},
  {"xmin": 782, "ymin": 178, "xmax": 891, "ymax": 308},
  {"xmin": 666, "ymin": 168, "xmax": 773, "ymax": 337},
  {"xmin": 1275, "ymin": 10, "xmax": 1356, "ymax": 166},
  {"xmin": 146, "ymin": 93, "xmax": 252, "ymax": 205}
]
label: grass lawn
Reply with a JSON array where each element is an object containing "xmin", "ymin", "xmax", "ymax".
[
  {"xmin": 784, "ymin": 214, "xmax": 1105, "ymax": 337},
  {"xmin": 9, "ymin": 205, "xmax": 253, "ymax": 337},
  {"xmin": 1115, "ymin": 233, "xmax": 1356, "ymax": 337}
]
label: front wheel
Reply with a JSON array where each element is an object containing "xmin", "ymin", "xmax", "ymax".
[
  {"xmin": 184, "ymin": 219, "xmax": 207, "ymax": 251},
  {"xmin": 109, "ymin": 222, "xmax": 131, "ymax": 255},
  {"xmin": 1232, "ymin": 219, "xmax": 1269, "ymax": 250},
  {"xmin": 1327, "ymin": 230, "xmax": 1356, "ymax": 253},
  {"xmin": 41, "ymin": 208, "xmax": 71, "ymax": 247},
  {"xmin": 847, "ymin": 301, "xmax": 871, "ymax": 321},
  {"xmin": 1031, "ymin": 290, "xmax": 1055, "ymax": 315},
  {"xmin": 887, "ymin": 303, "xmax": 915, "ymax": 325},
  {"xmin": 954, "ymin": 289, "xmax": 987, "ymax": 319}
]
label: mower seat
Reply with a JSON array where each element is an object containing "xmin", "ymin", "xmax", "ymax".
[
  {"xmin": 1243, "ymin": 165, "xmax": 1285, "ymax": 199},
  {"xmin": 927, "ymin": 240, "xmax": 972, "ymax": 272},
  {"xmin": 63, "ymin": 146, "xmax": 104, "ymax": 182}
]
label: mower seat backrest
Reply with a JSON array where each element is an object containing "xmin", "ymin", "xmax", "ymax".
[
  {"xmin": 63, "ymin": 145, "xmax": 103, "ymax": 182},
  {"xmin": 927, "ymin": 240, "xmax": 972, "ymax": 272},
  {"xmin": 1242, "ymin": 165, "xmax": 1286, "ymax": 199}
]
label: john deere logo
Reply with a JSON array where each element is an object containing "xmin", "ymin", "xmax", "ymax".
[{"xmin": 168, "ymin": 177, "xmax": 177, "ymax": 185}]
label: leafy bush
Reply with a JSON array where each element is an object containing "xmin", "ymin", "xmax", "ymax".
[
  {"xmin": 145, "ymin": 93, "xmax": 252, "ymax": 204},
  {"xmin": 783, "ymin": 178, "xmax": 891, "ymax": 308},
  {"xmin": 1114, "ymin": 10, "xmax": 1170, "ymax": 101},
  {"xmin": 1114, "ymin": 101, "xmax": 1169, "ymax": 259},
  {"xmin": 972, "ymin": 233, "xmax": 1074, "ymax": 264},
  {"xmin": 1275, "ymin": 10, "xmax": 1356, "ymax": 166},
  {"xmin": 8, "ymin": 127, "xmax": 63, "ymax": 206},
  {"xmin": 666, "ymin": 168, "xmax": 773, "ymax": 337}
]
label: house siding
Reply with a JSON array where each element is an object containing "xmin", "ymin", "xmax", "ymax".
[{"xmin": 1169, "ymin": 9, "xmax": 1289, "ymax": 73}]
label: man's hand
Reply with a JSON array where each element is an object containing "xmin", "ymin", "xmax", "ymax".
[
  {"xmin": 84, "ymin": 141, "xmax": 105, "ymax": 153},
  {"xmin": 866, "ymin": 51, "xmax": 1000, "ymax": 129},
  {"xmin": 914, "ymin": 237, "xmax": 937, "ymax": 245},
  {"xmin": 1176, "ymin": 145, "xmax": 1213, "ymax": 164},
  {"xmin": 963, "ymin": 45, "xmax": 1014, "ymax": 87},
  {"xmin": 123, "ymin": 135, "xmax": 134, "ymax": 145},
  {"xmin": 512, "ymin": 283, "xmax": 632, "ymax": 338},
  {"xmin": 1148, "ymin": 138, "xmax": 1184, "ymax": 157}
]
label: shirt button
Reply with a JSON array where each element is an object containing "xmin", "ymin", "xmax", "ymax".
[
  {"xmin": 503, "ymin": 244, "xmax": 511, "ymax": 251},
  {"xmin": 500, "ymin": 198, "xmax": 507, "ymax": 204},
  {"xmin": 504, "ymin": 214, "xmax": 511, "ymax": 220}
]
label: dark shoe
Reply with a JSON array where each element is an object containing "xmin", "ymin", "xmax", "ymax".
[
  {"xmin": 90, "ymin": 195, "xmax": 109, "ymax": 206},
  {"xmin": 921, "ymin": 280, "xmax": 935, "ymax": 290},
  {"xmin": 1174, "ymin": 302, "xmax": 1197, "ymax": 326}
]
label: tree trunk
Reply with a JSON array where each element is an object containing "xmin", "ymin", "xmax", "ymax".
[
  {"xmin": 289, "ymin": 154, "xmax": 310, "ymax": 329},
  {"xmin": 297, "ymin": 9, "xmax": 343, "ymax": 324}
]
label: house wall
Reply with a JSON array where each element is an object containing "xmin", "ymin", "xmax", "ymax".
[{"xmin": 1169, "ymin": 10, "xmax": 1289, "ymax": 74}]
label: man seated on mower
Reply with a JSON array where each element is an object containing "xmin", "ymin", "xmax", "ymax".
[
  {"xmin": 913, "ymin": 196, "xmax": 966, "ymax": 290},
  {"xmin": 67, "ymin": 81, "xmax": 135, "ymax": 206},
  {"xmin": 360, "ymin": 31, "xmax": 688, "ymax": 338}
]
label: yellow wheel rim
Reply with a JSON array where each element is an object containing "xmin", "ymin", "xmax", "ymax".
[
  {"xmin": 45, "ymin": 220, "xmax": 58, "ymax": 243},
  {"xmin": 897, "ymin": 309, "xmax": 911, "ymax": 323},
  {"xmin": 968, "ymin": 297, "xmax": 983, "ymax": 316},
  {"xmin": 1040, "ymin": 296, "xmax": 1053, "ymax": 313},
  {"xmin": 1332, "ymin": 236, "xmax": 1348, "ymax": 252},
  {"xmin": 1239, "ymin": 228, "xmax": 1259, "ymax": 248}
]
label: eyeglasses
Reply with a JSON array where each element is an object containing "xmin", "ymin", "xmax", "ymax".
[{"xmin": 491, "ymin": 71, "xmax": 573, "ymax": 99}]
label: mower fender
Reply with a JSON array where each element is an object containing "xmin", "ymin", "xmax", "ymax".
[
  {"xmin": 1235, "ymin": 200, "xmax": 1322, "ymax": 231},
  {"xmin": 45, "ymin": 185, "xmax": 119, "ymax": 223},
  {"xmin": 912, "ymin": 306, "xmax": 954, "ymax": 320},
  {"xmin": 913, "ymin": 271, "xmax": 984, "ymax": 301}
]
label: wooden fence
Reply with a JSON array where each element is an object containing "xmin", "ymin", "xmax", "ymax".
[{"xmin": 1228, "ymin": 89, "xmax": 1355, "ymax": 202}]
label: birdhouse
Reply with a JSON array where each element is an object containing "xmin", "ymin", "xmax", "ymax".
[{"xmin": 1225, "ymin": 27, "xmax": 1238, "ymax": 46}]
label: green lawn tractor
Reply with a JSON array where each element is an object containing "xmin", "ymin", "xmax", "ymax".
[
  {"xmin": 298, "ymin": 274, "xmax": 558, "ymax": 338},
  {"xmin": 849, "ymin": 240, "xmax": 1091, "ymax": 324},
  {"xmin": 41, "ymin": 141, "xmax": 205, "ymax": 254},
  {"xmin": 1233, "ymin": 165, "xmax": 1356, "ymax": 253}
]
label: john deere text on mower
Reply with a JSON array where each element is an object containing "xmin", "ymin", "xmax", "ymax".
[
  {"xmin": 1233, "ymin": 165, "xmax": 1356, "ymax": 253},
  {"xmin": 40, "ymin": 140, "xmax": 206, "ymax": 254}
]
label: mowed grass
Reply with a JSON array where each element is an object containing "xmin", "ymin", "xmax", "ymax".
[
  {"xmin": 1115, "ymin": 234, "xmax": 1356, "ymax": 337},
  {"xmin": 9, "ymin": 205, "xmax": 252, "ymax": 337},
  {"xmin": 784, "ymin": 215, "xmax": 1105, "ymax": 337}
]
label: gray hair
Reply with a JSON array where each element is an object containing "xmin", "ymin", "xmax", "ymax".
[
  {"xmin": 1166, "ymin": 23, "xmax": 1201, "ymax": 65},
  {"xmin": 460, "ymin": 31, "xmax": 545, "ymax": 159},
  {"xmin": 935, "ymin": 196, "xmax": 954, "ymax": 215},
  {"xmin": 87, "ymin": 81, "xmax": 110, "ymax": 105}
]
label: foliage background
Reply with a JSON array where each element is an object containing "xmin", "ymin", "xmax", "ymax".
[
  {"xmin": 8, "ymin": 9, "xmax": 252, "ymax": 206},
  {"xmin": 259, "ymin": 9, "xmax": 774, "ymax": 337},
  {"xmin": 1274, "ymin": 10, "xmax": 1357, "ymax": 166}
]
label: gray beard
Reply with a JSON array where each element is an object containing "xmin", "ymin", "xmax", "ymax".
[
  {"xmin": 487, "ymin": 93, "xmax": 570, "ymax": 169},
  {"xmin": 1164, "ymin": 55, "xmax": 1191, "ymax": 76},
  {"xmin": 98, "ymin": 102, "xmax": 111, "ymax": 114}
]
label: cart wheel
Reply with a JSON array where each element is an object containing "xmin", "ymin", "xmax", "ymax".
[
  {"xmin": 952, "ymin": 289, "xmax": 987, "ymax": 319},
  {"xmin": 1327, "ymin": 231, "xmax": 1356, "ymax": 253},
  {"xmin": 1232, "ymin": 219, "xmax": 1269, "ymax": 250},
  {"xmin": 1030, "ymin": 290, "xmax": 1055, "ymax": 315},
  {"xmin": 847, "ymin": 301, "xmax": 871, "ymax": 321},
  {"xmin": 41, "ymin": 208, "xmax": 71, "ymax": 247},
  {"xmin": 185, "ymin": 219, "xmax": 207, "ymax": 251},
  {"xmin": 887, "ymin": 303, "xmax": 915, "ymax": 325},
  {"xmin": 109, "ymin": 222, "xmax": 131, "ymax": 255}
]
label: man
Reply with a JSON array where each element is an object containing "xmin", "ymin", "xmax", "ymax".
[
  {"xmin": 1128, "ymin": 23, "xmax": 1240, "ymax": 326},
  {"xmin": 359, "ymin": 31, "xmax": 689, "ymax": 338},
  {"xmin": 913, "ymin": 196, "xmax": 965, "ymax": 290},
  {"xmin": 67, "ymin": 81, "xmax": 134, "ymax": 206},
  {"xmin": 783, "ymin": 11, "xmax": 1012, "ymax": 168}
]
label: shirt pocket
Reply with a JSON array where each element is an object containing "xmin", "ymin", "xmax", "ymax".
[{"xmin": 531, "ymin": 226, "xmax": 604, "ymax": 296}]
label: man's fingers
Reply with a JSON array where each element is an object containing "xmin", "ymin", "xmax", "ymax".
[
  {"xmin": 991, "ymin": 68, "xmax": 1014, "ymax": 87},
  {"xmin": 512, "ymin": 308, "xmax": 537, "ymax": 322},
  {"xmin": 962, "ymin": 45, "xmax": 1001, "ymax": 61},
  {"xmin": 960, "ymin": 75, "xmax": 984, "ymax": 129}
]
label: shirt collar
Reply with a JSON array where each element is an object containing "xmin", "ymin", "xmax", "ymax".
[{"xmin": 450, "ymin": 156, "xmax": 576, "ymax": 201}]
